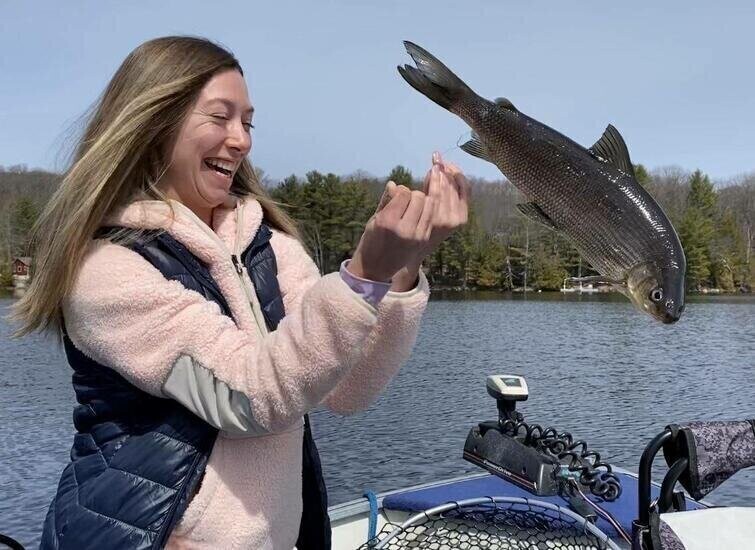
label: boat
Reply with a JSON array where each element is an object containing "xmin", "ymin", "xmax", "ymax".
[
  {"xmin": 560, "ymin": 278, "xmax": 601, "ymax": 294},
  {"xmin": 330, "ymin": 375, "xmax": 755, "ymax": 549},
  {"xmin": 331, "ymin": 468, "xmax": 654, "ymax": 549},
  {"xmin": 560, "ymin": 258, "xmax": 607, "ymax": 294}
]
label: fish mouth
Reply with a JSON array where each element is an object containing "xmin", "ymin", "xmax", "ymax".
[
  {"xmin": 661, "ymin": 312, "xmax": 680, "ymax": 324},
  {"xmin": 661, "ymin": 301, "xmax": 685, "ymax": 324}
]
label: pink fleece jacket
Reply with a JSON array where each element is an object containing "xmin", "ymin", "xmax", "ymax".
[{"xmin": 62, "ymin": 195, "xmax": 430, "ymax": 549}]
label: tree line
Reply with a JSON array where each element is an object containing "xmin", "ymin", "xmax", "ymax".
[{"xmin": 1, "ymin": 163, "xmax": 753, "ymax": 292}]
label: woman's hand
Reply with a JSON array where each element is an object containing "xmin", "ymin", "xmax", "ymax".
[
  {"xmin": 390, "ymin": 152, "xmax": 470, "ymax": 291},
  {"xmin": 349, "ymin": 152, "xmax": 469, "ymax": 290},
  {"xmin": 348, "ymin": 182, "xmax": 435, "ymax": 283},
  {"xmin": 423, "ymin": 152, "xmax": 470, "ymax": 253}
]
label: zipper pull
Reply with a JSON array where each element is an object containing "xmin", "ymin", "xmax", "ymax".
[{"xmin": 231, "ymin": 254, "xmax": 243, "ymax": 275}]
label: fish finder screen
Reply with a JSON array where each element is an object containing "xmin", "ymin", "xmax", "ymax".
[{"xmin": 503, "ymin": 378, "xmax": 521, "ymax": 387}]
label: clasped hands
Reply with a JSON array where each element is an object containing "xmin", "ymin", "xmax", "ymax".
[{"xmin": 349, "ymin": 152, "xmax": 470, "ymax": 291}]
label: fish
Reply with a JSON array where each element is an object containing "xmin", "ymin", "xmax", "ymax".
[{"xmin": 398, "ymin": 41, "xmax": 686, "ymax": 323}]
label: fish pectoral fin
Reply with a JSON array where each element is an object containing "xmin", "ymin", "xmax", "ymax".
[
  {"xmin": 516, "ymin": 202, "xmax": 558, "ymax": 230},
  {"xmin": 588, "ymin": 124, "xmax": 635, "ymax": 177},
  {"xmin": 494, "ymin": 97, "xmax": 518, "ymax": 111},
  {"xmin": 460, "ymin": 137, "xmax": 494, "ymax": 162}
]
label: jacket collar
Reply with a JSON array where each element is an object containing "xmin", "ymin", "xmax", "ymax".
[{"xmin": 105, "ymin": 195, "xmax": 264, "ymax": 266}]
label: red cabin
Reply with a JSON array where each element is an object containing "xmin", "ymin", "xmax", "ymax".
[{"xmin": 12, "ymin": 257, "xmax": 32, "ymax": 277}]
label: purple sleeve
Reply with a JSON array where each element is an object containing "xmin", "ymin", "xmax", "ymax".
[{"xmin": 339, "ymin": 260, "xmax": 392, "ymax": 308}]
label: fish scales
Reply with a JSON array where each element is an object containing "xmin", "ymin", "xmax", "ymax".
[
  {"xmin": 399, "ymin": 41, "xmax": 686, "ymax": 323},
  {"xmin": 467, "ymin": 107, "xmax": 657, "ymax": 278}
]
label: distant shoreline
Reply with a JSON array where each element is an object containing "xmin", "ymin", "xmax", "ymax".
[
  {"xmin": 4, "ymin": 288, "xmax": 753, "ymax": 300},
  {"xmin": 426, "ymin": 286, "xmax": 752, "ymax": 295}
]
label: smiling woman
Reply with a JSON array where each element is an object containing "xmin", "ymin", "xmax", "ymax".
[
  {"xmin": 8, "ymin": 35, "xmax": 469, "ymax": 549},
  {"xmin": 159, "ymin": 70, "xmax": 255, "ymax": 225}
]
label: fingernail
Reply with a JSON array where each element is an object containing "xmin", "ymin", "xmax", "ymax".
[{"xmin": 432, "ymin": 151, "xmax": 440, "ymax": 164}]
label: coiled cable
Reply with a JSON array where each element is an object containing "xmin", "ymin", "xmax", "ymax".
[{"xmin": 499, "ymin": 418, "xmax": 622, "ymax": 501}]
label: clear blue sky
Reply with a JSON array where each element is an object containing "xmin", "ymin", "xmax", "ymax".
[{"xmin": 1, "ymin": 1, "xmax": 754, "ymax": 183}]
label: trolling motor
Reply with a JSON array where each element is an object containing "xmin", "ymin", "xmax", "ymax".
[{"xmin": 463, "ymin": 375, "xmax": 622, "ymax": 504}]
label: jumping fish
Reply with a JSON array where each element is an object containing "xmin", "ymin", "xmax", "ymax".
[{"xmin": 398, "ymin": 41, "xmax": 686, "ymax": 323}]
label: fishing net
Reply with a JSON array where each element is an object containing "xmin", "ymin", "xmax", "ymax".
[{"xmin": 356, "ymin": 497, "xmax": 618, "ymax": 550}]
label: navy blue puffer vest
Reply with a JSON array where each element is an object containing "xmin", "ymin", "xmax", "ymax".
[{"xmin": 41, "ymin": 223, "xmax": 330, "ymax": 549}]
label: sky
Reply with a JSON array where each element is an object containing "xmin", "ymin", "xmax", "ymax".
[{"xmin": 1, "ymin": 1, "xmax": 754, "ymax": 183}]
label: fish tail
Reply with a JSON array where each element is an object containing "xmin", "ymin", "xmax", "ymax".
[{"xmin": 398, "ymin": 41, "xmax": 478, "ymax": 112}]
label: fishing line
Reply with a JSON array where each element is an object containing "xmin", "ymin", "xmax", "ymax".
[
  {"xmin": 436, "ymin": 131, "xmax": 473, "ymax": 159},
  {"xmin": 449, "ymin": 131, "xmax": 473, "ymax": 156},
  {"xmin": 455, "ymin": 131, "xmax": 471, "ymax": 149},
  {"xmin": 440, "ymin": 144, "xmax": 458, "ymax": 157}
]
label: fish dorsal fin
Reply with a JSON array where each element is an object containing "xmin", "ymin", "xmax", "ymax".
[
  {"xmin": 460, "ymin": 137, "xmax": 493, "ymax": 163},
  {"xmin": 589, "ymin": 124, "xmax": 634, "ymax": 176},
  {"xmin": 516, "ymin": 202, "xmax": 558, "ymax": 230},
  {"xmin": 494, "ymin": 97, "xmax": 518, "ymax": 111}
]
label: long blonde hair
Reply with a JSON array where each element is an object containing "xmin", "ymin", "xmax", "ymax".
[{"xmin": 11, "ymin": 36, "xmax": 300, "ymax": 337}]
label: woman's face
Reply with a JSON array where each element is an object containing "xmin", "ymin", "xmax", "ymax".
[{"xmin": 159, "ymin": 69, "xmax": 253, "ymax": 217}]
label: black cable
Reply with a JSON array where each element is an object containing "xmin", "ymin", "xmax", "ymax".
[
  {"xmin": 568, "ymin": 479, "xmax": 632, "ymax": 545},
  {"xmin": 500, "ymin": 418, "xmax": 622, "ymax": 501},
  {"xmin": 0, "ymin": 533, "xmax": 25, "ymax": 550}
]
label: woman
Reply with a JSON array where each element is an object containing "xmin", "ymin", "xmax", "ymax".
[{"xmin": 12, "ymin": 36, "xmax": 469, "ymax": 549}]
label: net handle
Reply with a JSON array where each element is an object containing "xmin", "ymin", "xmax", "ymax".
[{"xmin": 373, "ymin": 495, "xmax": 621, "ymax": 550}]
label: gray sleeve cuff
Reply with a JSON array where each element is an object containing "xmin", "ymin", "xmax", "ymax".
[{"xmin": 162, "ymin": 354, "xmax": 302, "ymax": 438}]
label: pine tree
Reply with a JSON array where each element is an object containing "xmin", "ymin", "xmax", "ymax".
[
  {"xmin": 0, "ymin": 263, "xmax": 12, "ymax": 288},
  {"xmin": 427, "ymin": 209, "xmax": 477, "ymax": 288},
  {"xmin": 470, "ymin": 234, "xmax": 504, "ymax": 288},
  {"xmin": 387, "ymin": 165, "xmax": 414, "ymax": 189},
  {"xmin": 688, "ymin": 169, "xmax": 717, "ymax": 218},
  {"xmin": 10, "ymin": 197, "xmax": 40, "ymax": 257},
  {"xmin": 714, "ymin": 210, "xmax": 747, "ymax": 290},
  {"xmin": 531, "ymin": 243, "xmax": 568, "ymax": 290},
  {"xmin": 678, "ymin": 170, "xmax": 717, "ymax": 290},
  {"xmin": 633, "ymin": 163, "xmax": 652, "ymax": 188}
]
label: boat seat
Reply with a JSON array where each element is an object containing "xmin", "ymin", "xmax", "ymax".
[
  {"xmin": 655, "ymin": 507, "xmax": 755, "ymax": 550},
  {"xmin": 381, "ymin": 472, "xmax": 706, "ymax": 541}
]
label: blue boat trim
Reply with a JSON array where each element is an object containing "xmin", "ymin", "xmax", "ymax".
[
  {"xmin": 363, "ymin": 490, "xmax": 379, "ymax": 541},
  {"xmin": 380, "ymin": 472, "xmax": 707, "ymax": 540}
]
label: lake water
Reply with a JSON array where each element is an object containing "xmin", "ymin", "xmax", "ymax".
[{"xmin": 1, "ymin": 292, "xmax": 753, "ymax": 548}]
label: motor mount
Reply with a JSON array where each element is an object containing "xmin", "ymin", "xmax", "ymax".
[{"xmin": 463, "ymin": 374, "xmax": 622, "ymax": 501}]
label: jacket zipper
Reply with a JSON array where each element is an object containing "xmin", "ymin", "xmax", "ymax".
[
  {"xmin": 232, "ymin": 202, "xmax": 268, "ymax": 338},
  {"xmin": 171, "ymin": 200, "xmax": 267, "ymax": 339},
  {"xmin": 231, "ymin": 253, "xmax": 268, "ymax": 338}
]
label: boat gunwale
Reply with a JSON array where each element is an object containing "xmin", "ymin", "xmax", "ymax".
[
  {"xmin": 327, "ymin": 466, "xmax": 710, "ymax": 522},
  {"xmin": 328, "ymin": 472, "xmax": 490, "ymax": 521}
]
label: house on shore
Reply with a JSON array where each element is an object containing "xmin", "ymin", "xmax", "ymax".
[{"xmin": 12, "ymin": 256, "xmax": 32, "ymax": 290}]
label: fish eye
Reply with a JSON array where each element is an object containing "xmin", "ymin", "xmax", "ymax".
[{"xmin": 649, "ymin": 288, "xmax": 664, "ymax": 302}]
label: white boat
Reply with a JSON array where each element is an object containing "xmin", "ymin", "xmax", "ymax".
[
  {"xmin": 561, "ymin": 278, "xmax": 601, "ymax": 294},
  {"xmin": 560, "ymin": 259, "xmax": 604, "ymax": 294}
]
